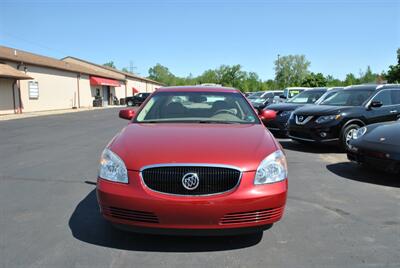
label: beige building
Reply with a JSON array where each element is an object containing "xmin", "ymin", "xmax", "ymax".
[
  {"xmin": 0, "ymin": 46, "xmax": 163, "ymax": 115},
  {"xmin": 62, "ymin": 57, "xmax": 163, "ymax": 99}
]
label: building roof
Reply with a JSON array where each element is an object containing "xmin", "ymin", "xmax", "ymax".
[
  {"xmin": 0, "ymin": 63, "xmax": 32, "ymax": 80},
  {"xmin": 62, "ymin": 56, "xmax": 164, "ymax": 86},
  {"xmin": 155, "ymin": 86, "xmax": 239, "ymax": 93},
  {"xmin": 0, "ymin": 46, "xmax": 123, "ymax": 80}
]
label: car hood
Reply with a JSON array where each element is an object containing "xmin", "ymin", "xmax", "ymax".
[
  {"xmin": 363, "ymin": 122, "xmax": 400, "ymax": 146},
  {"xmin": 267, "ymin": 103, "xmax": 307, "ymax": 111},
  {"xmin": 109, "ymin": 123, "xmax": 279, "ymax": 172},
  {"xmin": 294, "ymin": 105, "xmax": 356, "ymax": 116}
]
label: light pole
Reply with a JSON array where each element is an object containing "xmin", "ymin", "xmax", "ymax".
[{"xmin": 276, "ymin": 54, "xmax": 280, "ymax": 88}]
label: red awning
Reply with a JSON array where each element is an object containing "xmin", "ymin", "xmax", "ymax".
[
  {"xmin": 90, "ymin": 76, "xmax": 120, "ymax": 87},
  {"xmin": 132, "ymin": 87, "xmax": 139, "ymax": 94}
]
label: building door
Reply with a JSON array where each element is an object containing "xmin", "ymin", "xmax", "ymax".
[{"xmin": 102, "ymin": 86, "xmax": 110, "ymax": 106}]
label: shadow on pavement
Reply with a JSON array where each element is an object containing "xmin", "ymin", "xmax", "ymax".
[
  {"xmin": 327, "ymin": 162, "xmax": 400, "ymax": 188},
  {"xmin": 69, "ymin": 190, "xmax": 263, "ymax": 252},
  {"xmin": 278, "ymin": 139, "xmax": 342, "ymax": 154}
]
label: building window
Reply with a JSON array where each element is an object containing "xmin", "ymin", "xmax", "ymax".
[{"xmin": 28, "ymin": 81, "xmax": 39, "ymax": 99}]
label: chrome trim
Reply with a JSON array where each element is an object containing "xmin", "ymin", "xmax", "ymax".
[
  {"xmin": 288, "ymin": 135, "xmax": 314, "ymax": 142},
  {"xmin": 139, "ymin": 163, "xmax": 243, "ymax": 197},
  {"xmin": 295, "ymin": 115, "xmax": 313, "ymax": 125},
  {"xmin": 289, "ymin": 135, "xmax": 339, "ymax": 143},
  {"xmin": 267, "ymin": 127, "xmax": 281, "ymax": 131}
]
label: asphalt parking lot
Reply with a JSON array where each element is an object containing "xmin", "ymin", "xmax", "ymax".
[{"xmin": 1, "ymin": 108, "xmax": 399, "ymax": 268}]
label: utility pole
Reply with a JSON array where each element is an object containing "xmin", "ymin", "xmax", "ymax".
[{"xmin": 276, "ymin": 54, "xmax": 281, "ymax": 87}]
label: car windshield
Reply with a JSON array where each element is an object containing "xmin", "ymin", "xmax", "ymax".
[
  {"xmin": 287, "ymin": 90, "xmax": 325, "ymax": 104},
  {"xmin": 315, "ymin": 90, "xmax": 339, "ymax": 104},
  {"xmin": 247, "ymin": 92, "xmax": 264, "ymax": 99},
  {"xmin": 283, "ymin": 89, "xmax": 303, "ymax": 98},
  {"xmin": 252, "ymin": 97, "xmax": 267, "ymax": 103},
  {"xmin": 320, "ymin": 90, "xmax": 374, "ymax": 106},
  {"xmin": 135, "ymin": 91, "xmax": 259, "ymax": 124},
  {"xmin": 252, "ymin": 94, "xmax": 273, "ymax": 103}
]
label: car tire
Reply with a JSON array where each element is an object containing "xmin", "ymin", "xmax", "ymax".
[
  {"xmin": 127, "ymin": 100, "xmax": 134, "ymax": 106},
  {"xmin": 340, "ymin": 124, "xmax": 361, "ymax": 152}
]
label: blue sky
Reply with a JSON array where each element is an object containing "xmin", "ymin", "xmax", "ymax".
[{"xmin": 0, "ymin": 0, "xmax": 399, "ymax": 80}]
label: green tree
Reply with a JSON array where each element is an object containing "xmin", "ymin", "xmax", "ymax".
[
  {"xmin": 301, "ymin": 72, "xmax": 327, "ymax": 87},
  {"xmin": 197, "ymin": 69, "xmax": 219, "ymax": 84},
  {"xmin": 274, "ymin": 55, "xmax": 310, "ymax": 89},
  {"xmin": 359, "ymin": 66, "xmax": 378, "ymax": 84},
  {"xmin": 218, "ymin": 64, "xmax": 246, "ymax": 88},
  {"xmin": 148, "ymin": 64, "xmax": 177, "ymax": 85},
  {"xmin": 386, "ymin": 48, "xmax": 400, "ymax": 83},
  {"xmin": 242, "ymin": 72, "xmax": 262, "ymax": 92},
  {"xmin": 343, "ymin": 73, "xmax": 359, "ymax": 86},
  {"xmin": 103, "ymin": 61, "xmax": 116, "ymax": 69},
  {"xmin": 325, "ymin": 75, "xmax": 343, "ymax": 87},
  {"xmin": 263, "ymin": 79, "xmax": 277, "ymax": 90}
]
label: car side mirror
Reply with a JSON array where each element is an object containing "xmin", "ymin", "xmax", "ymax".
[
  {"xmin": 119, "ymin": 109, "xmax": 135, "ymax": 120},
  {"xmin": 369, "ymin": 100, "xmax": 383, "ymax": 109},
  {"xmin": 259, "ymin": 109, "xmax": 277, "ymax": 121},
  {"xmin": 279, "ymin": 94, "xmax": 286, "ymax": 99}
]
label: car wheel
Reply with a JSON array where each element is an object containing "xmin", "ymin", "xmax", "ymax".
[
  {"xmin": 127, "ymin": 100, "xmax": 133, "ymax": 106},
  {"xmin": 340, "ymin": 124, "xmax": 360, "ymax": 152}
]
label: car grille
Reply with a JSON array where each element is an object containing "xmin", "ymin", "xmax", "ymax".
[
  {"xmin": 220, "ymin": 207, "xmax": 284, "ymax": 225},
  {"xmin": 141, "ymin": 166, "xmax": 241, "ymax": 195},
  {"xmin": 102, "ymin": 206, "xmax": 159, "ymax": 223}
]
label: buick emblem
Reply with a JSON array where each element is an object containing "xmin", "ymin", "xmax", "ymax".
[
  {"xmin": 298, "ymin": 116, "xmax": 304, "ymax": 121},
  {"xmin": 182, "ymin": 173, "xmax": 199, "ymax": 190}
]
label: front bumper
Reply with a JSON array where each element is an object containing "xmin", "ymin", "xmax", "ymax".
[
  {"xmin": 287, "ymin": 119, "xmax": 341, "ymax": 144},
  {"xmin": 265, "ymin": 117, "xmax": 290, "ymax": 136},
  {"xmin": 347, "ymin": 146, "xmax": 400, "ymax": 173},
  {"xmin": 97, "ymin": 170, "xmax": 287, "ymax": 234}
]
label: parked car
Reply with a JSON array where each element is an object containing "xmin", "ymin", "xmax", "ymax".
[
  {"xmin": 287, "ymin": 84, "xmax": 400, "ymax": 151},
  {"xmin": 347, "ymin": 119, "xmax": 400, "ymax": 173},
  {"xmin": 264, "ymin": 87, "xmax": 334, "ymax": 136},
  {"xmin": 278, "ymin": 87, "xmax": 309, "ymax": 102},
  {"xmin": 250, "ymin": 90, "xmax": 283, "ymax": 110},
  {"xmin": 97, "ymin": 86, "xmax": 288, "ymax": 235},
  {"xmin": 246, "ymin": 91, "xmax": 266, "ymax": 100},
  {"xmin": 125, "ymin": 92, "xmax": 150, "ymax": 106}
]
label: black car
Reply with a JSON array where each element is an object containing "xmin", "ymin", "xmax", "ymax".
[
  {"xmin": 250, "ymin": 90, "xmax": 283, "ymax": 110},
  {"xmin": 287, "ymin": 84, "xmax": 400, "ymax": 150},
  {"xmin": 125, "ymin": 93, "xmax": 151, "ymax": 106},
  {"xmin": 347, "ymin": 120, "xmax": 400, "ymax": 173},
  {"xmin": 264, "ymin": 88, "xmax": 335, "ymax": 136}
]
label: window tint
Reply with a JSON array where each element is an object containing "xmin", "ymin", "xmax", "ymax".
[
  {"xmin": 373, "ymin": 90, "xmax": 392, "ymax": 106},
  {"xmin": 320, "ymin": 90, "xmax": 374, "ymax": 106},
  {"xmin": 390, "ymin": 89, "xmax": 400, "ymax": 105}
]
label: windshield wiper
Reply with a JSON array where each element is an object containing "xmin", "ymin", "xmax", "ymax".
[
  {"xmin": 139, "ymin": 120, "xmax": 239, "ymax": 124},
  {"xmin": 197, "ymin": 120, "xmax": 238, "ymax": 124}
]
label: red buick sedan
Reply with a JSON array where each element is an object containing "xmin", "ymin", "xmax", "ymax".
[{"xmin": 97, "ymin": 86, "xmax": 288, "ymax": 235}]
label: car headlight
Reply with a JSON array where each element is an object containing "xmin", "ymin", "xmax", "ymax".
[
  {"xmin": 280, "ymin": 111, "xmax": 292, "ymax": 117},
  {"xmin": 352, "ymin": 126, "xmax": 367, "ymax": 140},
  {"xmin": 254, "ymin": 150, "xmax": 288, "ymax": 185},
  {"xmin": 315, "ymin": 114, "xmax": 341, "ymax": 124},
  {"xmin": 98, "ymin": 148, "xmax": 128, "ymax": 183}
]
